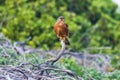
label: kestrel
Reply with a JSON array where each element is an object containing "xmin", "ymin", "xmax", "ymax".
[{"xmin": 54, "ymin": 16, "xmax": 70, "ymax": 45}]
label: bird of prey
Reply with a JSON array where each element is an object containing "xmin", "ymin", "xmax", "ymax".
[{"xmin": 54, "ymin": 16, "xmax": 70, "ymax": 45}]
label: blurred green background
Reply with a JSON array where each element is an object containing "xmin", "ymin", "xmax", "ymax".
[{"xmin": 0, "ymin": 0, "xmax": 120, "ymax": 54}]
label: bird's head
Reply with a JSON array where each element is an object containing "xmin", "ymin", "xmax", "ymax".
[{"xmin": 57, "ymin": 16, "xmax": 64, "ymax": 22}]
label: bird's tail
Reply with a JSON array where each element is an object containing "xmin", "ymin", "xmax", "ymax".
[{"xmin": 64, "ymin": 38, "xmax": 70, "ymax": 45}]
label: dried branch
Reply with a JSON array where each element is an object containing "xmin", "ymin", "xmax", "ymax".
[
  {"xmin": 0, "ymin": 63, "xmax": 82, "ymax": 80},
  {"xmin": 49, "ymin": 40, "xmax": 66, "ymax": 65}
]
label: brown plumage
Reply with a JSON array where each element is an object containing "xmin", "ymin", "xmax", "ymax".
[{"xmin": 54, "ymin": 16, "xmax": 70, "ymax": 45}]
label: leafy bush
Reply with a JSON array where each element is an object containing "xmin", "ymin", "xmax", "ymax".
[{"xmin": 0, "ymin": 0, "xmax": 120, "ymax": 53}]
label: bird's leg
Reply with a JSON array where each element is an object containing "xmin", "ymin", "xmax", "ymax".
[
  {"xmin": 57, "ymin": 35, "xmax": 59, "ymax": 38},
  {"xmin": 59, "ymin": 36, "xmax": 63, "ymax": 41},
  {"xmin": 63, "ymin": 37, "xmax": 66, "ymax": 42}
]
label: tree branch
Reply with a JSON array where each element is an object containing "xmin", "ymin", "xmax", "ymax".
[{"xmin": 48, "ymin": 40, "xmax": 66, "ymax": 65}]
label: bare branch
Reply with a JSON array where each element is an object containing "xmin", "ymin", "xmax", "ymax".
[{"xmin": 47, "ymin": 40, "xmax": 66, "ymax": 65}]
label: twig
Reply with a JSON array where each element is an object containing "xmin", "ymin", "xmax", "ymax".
[
  {"xmin": 5, "ymin": 74, "xmax": 13, "ymax": 80},
  {"xmin": 2, "ymin": 68, "xmax": 28, "ymax": 80},
  {"xmin": 39, "ymin": 67, "xmax": 79, "ymax": 79}
]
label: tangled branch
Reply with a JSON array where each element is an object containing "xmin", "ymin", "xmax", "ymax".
[{"xmin": 0, "ymin": 33, "xmax": 114, "ymax": 80}]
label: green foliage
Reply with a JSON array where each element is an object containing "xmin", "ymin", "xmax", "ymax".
[
  {"xmin": 0, "ymin": 0, "xmax": 120, "ymax": 53},
  {"xmin": 0, "ymin": 47, "xmax": 18, "ymax": 65},
  {"xmin": 25, "ymin": 53, "xmax": 45, "ymax": 64},
  {"xmin": 62, "ymin": 57, "xmax": 103, "ymax": 79},
  {"xmin": 62, "ymin": 57, "xmax": 120, "ymax": 80},
  {"xmin": 0, "ymin": 44, "xmax": 43, "ymax": 65}
]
